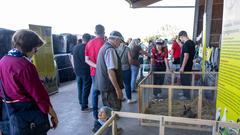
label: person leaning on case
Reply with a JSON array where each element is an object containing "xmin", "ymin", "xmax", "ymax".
[{"xmin": 0, "ymin": 29, "xmax": 58, "ymax": 134}]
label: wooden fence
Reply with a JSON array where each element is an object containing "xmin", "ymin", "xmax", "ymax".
[{"xmin": 94, "ymin": 111, "xmax": 240, "ymax": 135}]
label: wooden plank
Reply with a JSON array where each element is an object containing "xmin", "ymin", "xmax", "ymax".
[
  {"xmin": 112, "ymin": 118, "xmax": 117, "ymax": 135},
  {"xmin": 138, "ymin": 87, "xmax": 143, "ymax": 113},
  {"xmin": 164, "ymin": 116, "xmax": 216, "ymax": 126},
  {"xmin": 191, "ymin": 72, "xmax": 195, "ymax": 99},
  {"xmin": 141, "ymin": 119, "xmax": 213, "ymax": 132},
  {"xmin": 116, "ymin": 111, "xmax": 161, "ymax": 120},
  {"xmin": 198, "ymin": 89, "xmax": 203, "ymax": 119},
  {"xmin": 159, "ymin": 117, "xmax": 165, "ymax": 135},
  {"xmin": 218, "ymin": 121, "xmax": 240, "ymax": 129},
  {"xmin": 171, "ymin": 72, "xmax": 174, "ymax": 85},
  {"xmin": 140, "ymin": 85, "xmax": 216, "ymax": 90},
  {"xmin": 168, "ymin": 88, "xmax": 172, "ymax": 116},
  {"xmin": 165, "ymin": 124, "xmax": 212, "ymax": 132}
]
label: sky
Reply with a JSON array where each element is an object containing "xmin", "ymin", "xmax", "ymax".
[{"xmin": 0, "ymin": 0, "xmax": 195, "ymax": 39}]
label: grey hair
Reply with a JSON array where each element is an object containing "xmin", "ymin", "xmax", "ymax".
[{"xmin": 128, "ymin": 39, "xmax": 140, "ymax": 49}]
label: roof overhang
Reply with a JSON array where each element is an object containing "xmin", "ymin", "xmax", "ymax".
[{"xmin": 126, "ymin": 0, "xmax": 161, "ymax": 8}]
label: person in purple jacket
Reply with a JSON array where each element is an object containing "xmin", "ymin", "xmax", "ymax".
[{"xmin": 0, "ymin": 29, "xmax": 58, "ymax": 134}]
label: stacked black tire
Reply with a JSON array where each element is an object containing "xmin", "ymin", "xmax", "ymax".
[
  {"xmin": 52, "ymin": 33, "xmax": 77, "ymax": 83},
  {"xmin": 0, "ymin": 28, "xmax": 15, "ymax": 59}
]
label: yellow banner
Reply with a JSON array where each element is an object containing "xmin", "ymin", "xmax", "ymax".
[
  {"xmin": 29, "ymin": 24, "xmax": 58, "ymax": 94},
  {"xmin": 216, "ymin": 0, "xmax": 240, "ymax": 131}
]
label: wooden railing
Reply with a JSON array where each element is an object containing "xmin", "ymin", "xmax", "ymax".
[{"xmin": 94, "ymin": 111, "xmax": 240, "ymax": 135}]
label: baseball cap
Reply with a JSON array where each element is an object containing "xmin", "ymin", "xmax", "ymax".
[
  {"xmin": 109, "ymin": 31, "xmax": 124, "ymax": 43},
  {"xmin": 155, "ymin": 39, "xmax": 164, "ymax": 45}
]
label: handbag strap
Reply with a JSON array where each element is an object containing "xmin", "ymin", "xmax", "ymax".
[{"xmin": 0, "ymin": 81, "xmax": 11, "ymax": 120}]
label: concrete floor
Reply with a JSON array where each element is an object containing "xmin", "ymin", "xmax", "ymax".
[{"xmin": 48, "ymin": 80, "xmax": 211, "ymax": 135}]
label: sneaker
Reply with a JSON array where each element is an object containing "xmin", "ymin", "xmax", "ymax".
[
  {"xmin": 81, "ymin": 107, "xmax": 93, "ymax": 113},
  {"xmin": 127, "ymin": 99, "xmax": 137, "ymax": 104}
]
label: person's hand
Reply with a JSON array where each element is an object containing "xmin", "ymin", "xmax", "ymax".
[
  {"xmin": 51, "ymin": 115, "xmax": 58, "ymax": 129},
  {"xmin": 49, "ymin": 106, "xmax": 59, "ymax": 129},
  {"xmin": 179, "ymin": 67, "xmax": 184, "ymax": 73},
  {"xmin": 116, "ymin": 89, "xmax": 123, "ymax": 100}
]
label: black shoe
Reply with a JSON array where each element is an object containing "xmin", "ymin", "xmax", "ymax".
[
  {"xmin": 81, "ymin": 107, "xmax": 93, "ymax": 113},
  {"xmin": 132, "ymin": 90, "xmax": 137, "ymax": 93}
]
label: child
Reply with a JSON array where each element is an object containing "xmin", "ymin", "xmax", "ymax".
[{"xmin": 92, "ymin": 106, "xmax": 112, "ymax": 134}]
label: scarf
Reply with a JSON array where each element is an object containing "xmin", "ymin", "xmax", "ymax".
[
  {"xmin": 7, "ymin": 48, "xmax": 31, "ymax": 62},
  {"xmin": 7, "ymin": 48, "xmax": 25, "ymax": 57}
]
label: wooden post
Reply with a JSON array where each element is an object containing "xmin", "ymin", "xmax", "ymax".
[
  {"xmin": 138, "ymin": 86, "xmax": 143, "ymax": 113},
  {"xmin": 159, "ymin": 117, "xmax": 165, "ymax": 135},
  {"xmin": 212, "ymin": 122, "xmax": 218, "ymax": 135},
  {"xmin": 197, "ymin": 88, "xmax": 203, "ymax": 119},
  {"xmin": 168, "ymin": 88, "xmax": 172, "ymax": 116},
  {"xmin": 112, "ymin": 115, "xmax": 117, "ymax": 135},
  {"xmin": 191, "ymin": 72, "xmax": 195, "ymax": 99},
  {"xmin": 171, "ymin": 72, "xmax": 174, "ymax": 85}
]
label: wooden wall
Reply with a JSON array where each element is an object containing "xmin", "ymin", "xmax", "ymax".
[{"xmin": 194, "ymin": 0, "xmax": 223, "ymax": 48}]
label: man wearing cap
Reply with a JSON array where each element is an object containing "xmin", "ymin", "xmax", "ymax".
[
  {"xmin": 178, "ymin": 30, "xmax": 195, "ymax": 99},
  {"xmin": 95, "ymin": 31, "xmax": 124, "ymax": 111},
  {"xmin": 85, "ymin": 24, "xmax": 105, "ymax": 119}
]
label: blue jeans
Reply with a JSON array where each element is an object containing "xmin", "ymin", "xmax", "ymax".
[
  {"xmin": 131, "ymin": 65, "xmax": 139, "ymax": 91},
  {"xmin": 91, "ymin": 76, "xmax": 100, "ymax": 120},
  {"xmin": 76, "ymin": 75, "xmax": 92, "ymax": 110},
  {"xmin": 122, "ymin": 69, "xmax": 132, "ymax": 99}
]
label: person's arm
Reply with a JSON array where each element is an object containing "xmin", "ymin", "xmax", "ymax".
[
  {"xmin": 127, "ymin": 50, "xmax": 132, "ymax": 65},
  {"xmin": 108, "ymin": 69, "xmax": 123, "ymax": 99},
  {"xmin": 140, "ymin": 50, "xmax": 148, "ymax": 56},
  {"xmin": 85, "ymin": 56, "xmax": 96, "ymax": 68},
  {"xmin": 164, "ymin": 58, "xmax": 170, "ymax": 71},
  {"xmin": 180, "ymin": 53, "xmax": 189, "ymax": 73}
]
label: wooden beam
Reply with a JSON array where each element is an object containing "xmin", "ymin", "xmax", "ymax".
[
  {"xmin": 168, "ymin": 88, "xmax": 172, "ymax": 116},
  {"xmin": 140, "ymin": 85, "xmax": 216, "ymax": 90},
  {"xmin": 94, "ymin": 113, "xmax": 116, "ymax": 135},
  {"xmin": 145, "ymin": 6, "xmax": 195, "ymax": 8},
  {"xmin": 130, "ymin": 0, "xmax": 162, "ymax": 8},
  {"xmin": 197, "ymin": 88, "xmax": 203, "ymax": 119}
]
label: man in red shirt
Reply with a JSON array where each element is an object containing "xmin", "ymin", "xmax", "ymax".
[
  {"xmin": 171, "ymin": 37, "xmax": 181, "ymax": 71},
  {"xmin": 85, "ymin": 24, "xmax": 105, "ymax": 119}
]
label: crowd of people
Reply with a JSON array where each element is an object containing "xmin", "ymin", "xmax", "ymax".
[
  {"xmin": 72, "ymin": 24, "xmax": 196, "ymax": 133},
  {"xmin": 0, "ymin": 24, "xmax": 196, "ymax": 134}
]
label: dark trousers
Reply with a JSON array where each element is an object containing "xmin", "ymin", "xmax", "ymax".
[
  {"xmin": 152, "ymin": 65, "xmax": 166, "ymax": 97},
  {"xmin": 91, "ymin": 76, "xmax": 100, "ymax": 120},
  {"xmin": 101, "ymin": 91, "xmax": 121, "ymax": 111},
  {"xmin": 122, "ymin": 69, "xmax": 132, "ymax": 100},
  {"xmin": 76, "ymin": 75, "xmax": 92, "ymax": 110},
  {"xmin": 180, "ymin": 73, "xmax": 192, "ymax": 98}
]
